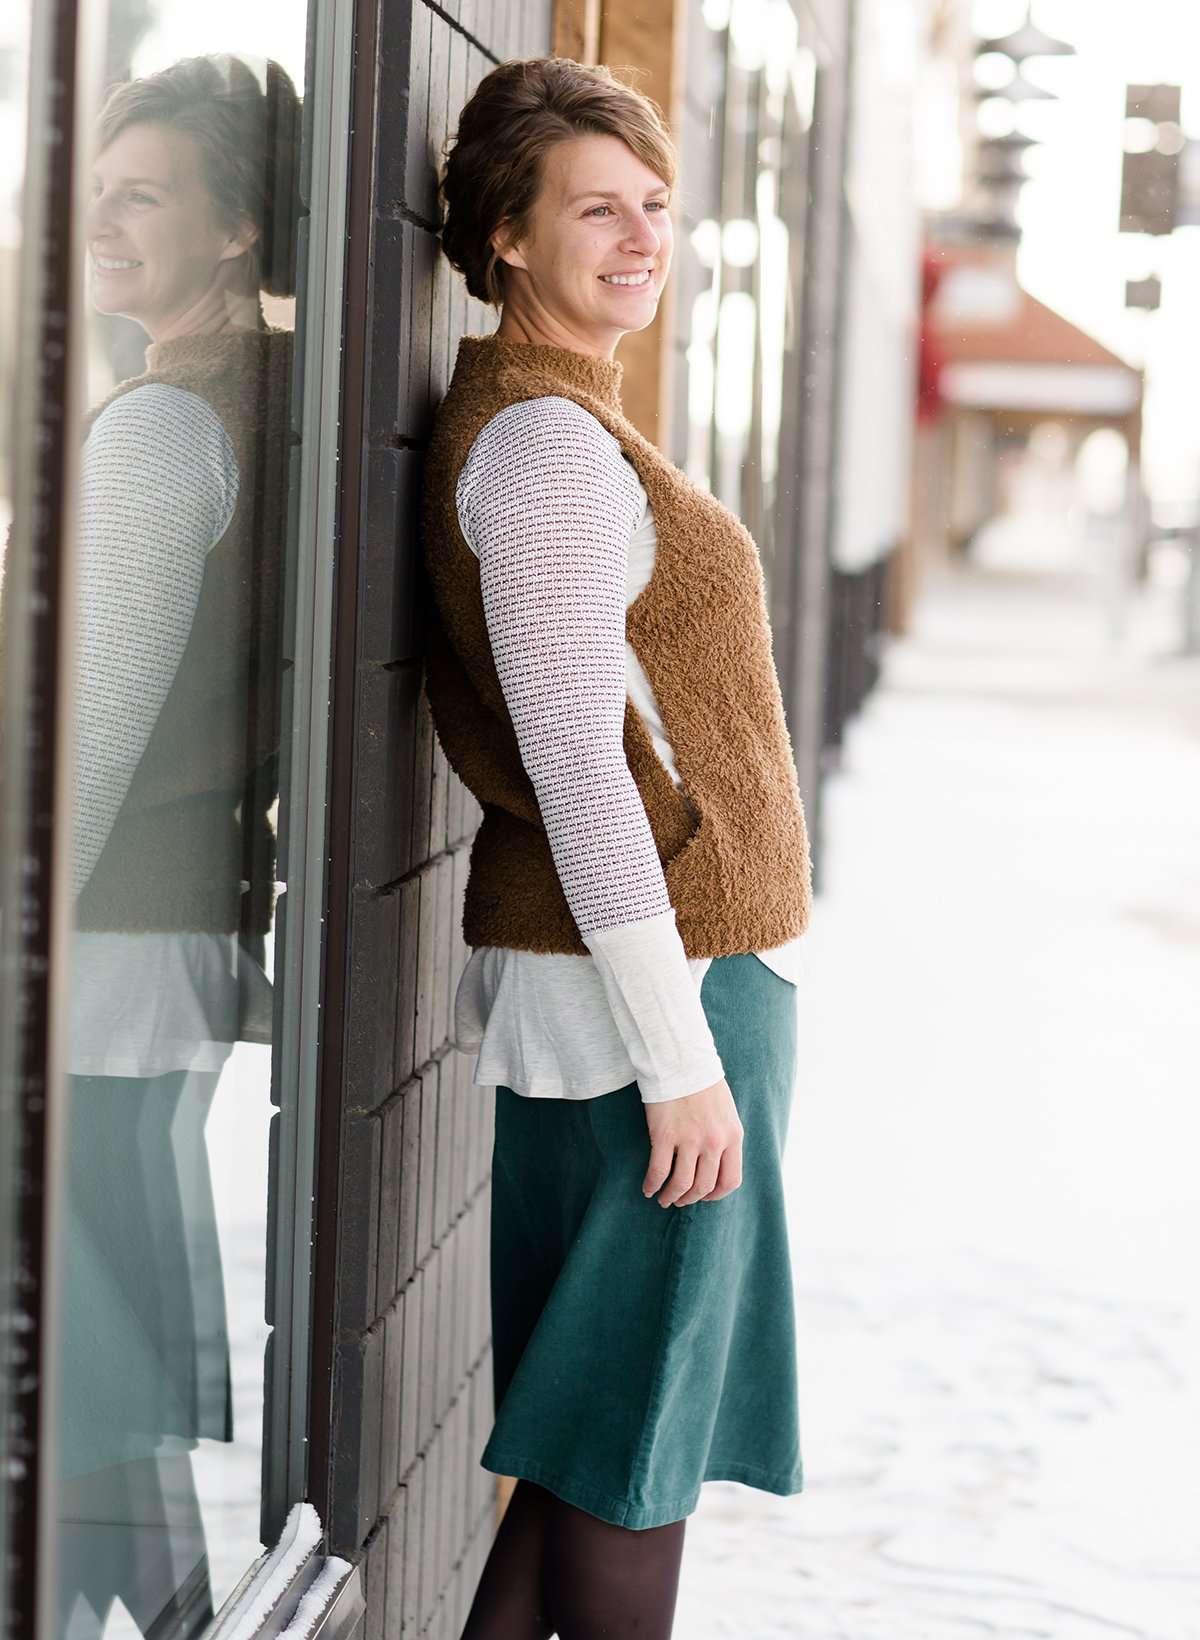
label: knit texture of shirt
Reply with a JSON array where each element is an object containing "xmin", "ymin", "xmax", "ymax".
[
  {"xmin": 420, "ymin": 332, "xmax": 813, "ymax": 959},
  {"xmin": 449, "ymin": 394, "xmax": 804, "ymax": 1102}
]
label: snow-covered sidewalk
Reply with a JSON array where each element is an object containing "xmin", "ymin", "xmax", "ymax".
[{"xmin": 677, "ymin": 542, "xmax": 1200, "ymax": 1638}]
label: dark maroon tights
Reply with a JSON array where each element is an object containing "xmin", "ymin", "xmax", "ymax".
[{"xmin": 460, "ymin": 1478, "xmax": 687, "ymax": 1639}]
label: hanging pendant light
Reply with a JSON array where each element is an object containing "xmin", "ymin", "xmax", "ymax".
[
  {"xmin": 972, "ymin": 69, "xmax": 1057, "ymax": 102},
  {"xmin": 976, "ymin": 6, "xmax": 1076, "ymax": 61}
]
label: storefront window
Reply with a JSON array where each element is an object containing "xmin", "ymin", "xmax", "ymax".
[
  {"xmin": 0, "ymin": 0, "xmax": 34, "ymax": 1603},
  {"xmin": 30, "ymin": 3, "xmax": 338, "ymax": 1631}
]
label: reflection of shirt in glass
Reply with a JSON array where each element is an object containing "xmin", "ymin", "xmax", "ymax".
[{"xmin": 67, "ymin": 380, "xmax": 240, "ymax": 1076}]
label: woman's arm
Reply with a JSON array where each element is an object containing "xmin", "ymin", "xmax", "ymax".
[
  {"xmin": 456, "ymin": 394, "xmax": 725, "ymax": 1102},
  {"xmin": 71, "ymin": 382, "xmax": 239, "ymax": 895}
]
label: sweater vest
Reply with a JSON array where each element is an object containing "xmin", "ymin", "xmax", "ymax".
[
  {"xmin": 71, "ymin": 324, "xmax": 293, "ymax": 935},
  {"xmin": 419, "ymin": 333, "xmax": 813, "ymax": 959}
]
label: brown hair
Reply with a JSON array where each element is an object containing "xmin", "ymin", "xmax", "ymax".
[
  {"xmin": 96, "ymin": 53, "xmax": 301, "ymax": 297},
  {"xmin": 437, "ymin": 56, "xmax": 678, "ymax": 307}
]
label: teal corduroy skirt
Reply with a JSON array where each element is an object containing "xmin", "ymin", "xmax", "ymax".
[{"xmin": 480, "ymin": 950, "xmax": 804, "ymax": 1529}]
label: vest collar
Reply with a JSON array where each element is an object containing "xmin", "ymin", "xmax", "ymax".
[
  {"xmin": 455, "ymin": 332, "xmax": 626, "ymax": 414},
  {"xmin": 144, "ymin": 311, "xmax": 272, "ymax": 375}
]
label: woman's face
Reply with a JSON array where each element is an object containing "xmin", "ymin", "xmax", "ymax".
[
  {"xmin": 86, "ymin": 122, "xmax": 254, "ymax": 339},
  {"xmin": 493, "ymin": 131, "xmax": 674, "ymax": 353}
]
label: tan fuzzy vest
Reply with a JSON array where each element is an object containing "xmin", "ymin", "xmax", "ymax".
[{"xmin": 420, "ymin": 333, "xmax": 812, "ymax": 958}]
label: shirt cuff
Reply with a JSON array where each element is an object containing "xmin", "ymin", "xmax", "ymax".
[{"xmin": 581, "ymin": 907, "xmax": 726, "ymax": 1103}]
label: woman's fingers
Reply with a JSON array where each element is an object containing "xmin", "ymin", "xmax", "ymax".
[
  {"xmin": 673, "ymin": 1149, "xmax": 722, "ymax": 1207},
  {"xmin": 700, "ymin": 1140, "xmax": 743, "ymax": 1202},
  {"xmin": 654, "ymin": 1146, "xmax": 699, "ymax": 1207},
  {"xmin": 642, "ymin": 1140, "xmax": 677, "ymax": 1200}
]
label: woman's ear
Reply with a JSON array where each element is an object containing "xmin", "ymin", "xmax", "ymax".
[
  {"xmin": 218, "ymin": 213, "xmax": 259, "ymax": 264},
  {"xmin": 491, "ymin": 217, "xmax": 528, "ymax": 273}
]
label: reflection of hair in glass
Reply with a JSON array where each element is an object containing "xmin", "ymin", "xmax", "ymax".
[{"xmin": 97, "ymin": 54, "xmax": 301, "ymax": 298}]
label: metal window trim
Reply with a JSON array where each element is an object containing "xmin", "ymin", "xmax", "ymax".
[
  {"xmin": 1, "ymin": 0, "xmax": 90, "ymax": 1630},
  {"xmin": 259, "ymin": 0, "xmax": 358, "ymax": 1548}
]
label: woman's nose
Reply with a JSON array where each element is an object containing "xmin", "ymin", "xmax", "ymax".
[
  {"xmin": 623, "ymin": 212, "xmax": 662, "ymax": 254},
  {"xmin": 85, "ymin": 190, "xmax": 115, "ymax": 239}
]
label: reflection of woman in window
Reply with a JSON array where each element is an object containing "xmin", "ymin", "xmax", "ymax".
[{"xmin": 53, "ymin": 55, "xmax": 297, "ymax": 1637}]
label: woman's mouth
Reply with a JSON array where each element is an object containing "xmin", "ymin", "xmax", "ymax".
[
  {"xmin": 599, "ymin": 269, "xmax": 653, "ymax": 288},
  {"xmin": 92, "ymin": 254, "xmax": 143, "ymax": 274}
]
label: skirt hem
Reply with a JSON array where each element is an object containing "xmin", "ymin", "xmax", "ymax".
[{"xmin": 479, "ymin": 1449, "xmax": 804, "ymax": 1530}]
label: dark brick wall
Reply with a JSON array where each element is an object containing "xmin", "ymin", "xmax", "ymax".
[{"xmin": 329, "ymin": 4, "xmax": 554, "ymax": 1636}]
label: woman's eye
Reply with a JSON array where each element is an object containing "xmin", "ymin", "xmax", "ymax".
[
  {"xmin": 587, "ymin": 201, "xmax": 668, "ymax": 217},
  {"xmin": 129, "ymin": 190, "xmax": 156, "ymax": 205}
]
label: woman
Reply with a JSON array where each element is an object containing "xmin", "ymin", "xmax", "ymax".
[
  {"xmin": 421, "ymin": 56, "xmax": 813, "ymax": 1640},
  {"xmin": 49, "ymin": 53, "xmax": 296, "ymax": 1638}
]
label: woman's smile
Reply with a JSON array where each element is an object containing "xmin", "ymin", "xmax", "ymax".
[{"xmin": 598, "ymin": 268, "xmax": 654, "ymax": 288}]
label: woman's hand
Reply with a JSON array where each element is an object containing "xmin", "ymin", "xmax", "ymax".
[{"xmin": 642, "ymin": 1078, "xmax": 744, "ymax": 1207}]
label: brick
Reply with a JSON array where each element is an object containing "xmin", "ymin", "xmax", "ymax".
[
  {"xmin": 470, "ymin": 1188, "xmax": 489, "ymax": 1369},
  {"xmin": 395, "ymin": 876, "xmax": 421, "ymax": 1084},
  {"xmin": 400, "ymin": 1267, "xmax": 423, "ymax": 1479},
  {"xmin": 431, "ymin": 855, "xmax": 453, "ymax": 1050},
  {"xmin": 385, "ymin": 1486, "xmax": 408, "ymax": 1637},
  {"xmin": 345, "ymin": 886, "xmax": 400, "ymax": 1109},
  {"xmin": 429, "ymin": 734, "xmax": 450, "ymax": 861},
  {"xmin": 421, "ymin": 1428, "xmax": 442, "ymax": 1629},
  {"xmin": 429, "ymin": 242, "xmax": 454, "ymax": 405},
  {"xmin": 450, "ymin": 1054, "xmax": 467, "ymax": 1233},
  {"xmin": 410, "ymin": 692, "xmax": 436, "ymax": 873},
  {"xmin": 447, "ymin": 33, "xmax": 470, "ymax": 350},
  {"xmin": 338, "ymin": 1112, "xmax": 381, "ymax": 1333},
  {"xmin": 361, "ymin": 445, "xmax": 423, "ymax": 666},
  {"xmin": 378, "ymin": 1094, "xmax": 404, "ymax": 1313},
  {"xmin": 419, "ymin": 1241, "xmax": 438, "ymax": 1442},
  {"xmin": 396, "ymin": 1078, "xmax": 422, "ymax": 1288},
  {"xmin": 440, "ymin": 1415, "xmax": 456, "ymax": 1610},
  {"xmin": 374, "ymin": 0, "xmax": 416, "ymax": 208},
  {"xmin": 434, "ymin": 1062, "xmax": 453, "ymax": 1250},
  {"xmin": 454, "ymin": 1207, "xmax": 470, "ymax": 1391},
  {"xmin": 444, "ymin": 1390, "xmax": 466, "ymax": 1572},
  {"xmin": 450, "ymin": 846, "xmax": 469, "ymax": 995},
  {"xmin": 405, "ymin": 227, "xmax": 438, "ymax": 439},
  {"xmin": 354, "ymin": 662, "xmax": 421, "ymax": 891},
  {"xmin": 365, "ymin": 1517, "xmax": 388, "ymax": 1640},
  {"xmin": 416, "ymin": 1064, "xmax": 438, "ymax": 1264},
  {"xmin": 401, "ymin": 1459, "xmax": 425, "ymax": 1637},
  {"xmin": 365, "ymin": 217, "xmax": 410, "ymax": 447},
  {"xmin": 414, "ymin": 865, "xmax": 439, "ymax": 1069},
  {"xmin": 427, "ymin": 15, "xmax": 451, "ymax": 218},
  {"xmin": 404, "ymin": 4, "xmax": 435, "ymax": 222},
  {"xmin": 380, "ymin": 1295, "xmax": 405, "ymax": 1501},
  {"xmin": 436, "ymin": 1235, "xmax": 453, "ymax": 1428},
  {"xmin": 330, "ymin": 1322, "xmax": 385, "ymax": 1550}
]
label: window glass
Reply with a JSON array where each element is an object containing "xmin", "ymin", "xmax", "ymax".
[
  {"xmin": 47, "ymin": 6, "xmax": 317, "ymax": 1631},
  {"xmin": 0, "ymin": 0, "xmax": 34, "ymax": 1594}
]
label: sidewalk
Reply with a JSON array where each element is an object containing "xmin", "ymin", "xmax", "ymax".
[{"xmin": 676, "ymin": 531, "xmax": 1200, "ymax": 1638}]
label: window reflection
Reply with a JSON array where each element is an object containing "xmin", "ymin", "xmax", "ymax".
[
  {"xmin": 52, "ymin": 50, "xmax": 298, "ymax": 1638},
  {"xmin": 681, "ymin": 6, "xmax": 817, "ymax": 608}
]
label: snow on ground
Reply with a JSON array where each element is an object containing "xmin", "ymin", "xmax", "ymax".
[{"xmin": 675, "ymin": 530, "xmax": 1200, "ymax": 1639}]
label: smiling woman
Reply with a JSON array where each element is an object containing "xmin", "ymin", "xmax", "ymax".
[{"xmin": 421, "ymin": 52, "xmax": 811, "ymax": 1640}]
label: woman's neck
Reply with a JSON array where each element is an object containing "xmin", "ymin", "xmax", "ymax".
[
  {"xmin": 494, "ymin": 304, "xmax": 619, "ymax": 362},
  {"xmin": 146, "ymin": 285, "xmax": 262, "ymax": 345}
]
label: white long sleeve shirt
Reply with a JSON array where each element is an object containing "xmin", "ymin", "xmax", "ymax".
[
  {"xmin": 66, "ymin": 382, "xmax": 242, "ymax": 1077},
  {"xmin": 449, "ymin": 395, "xmax": 804, "ymax": 1104}
]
